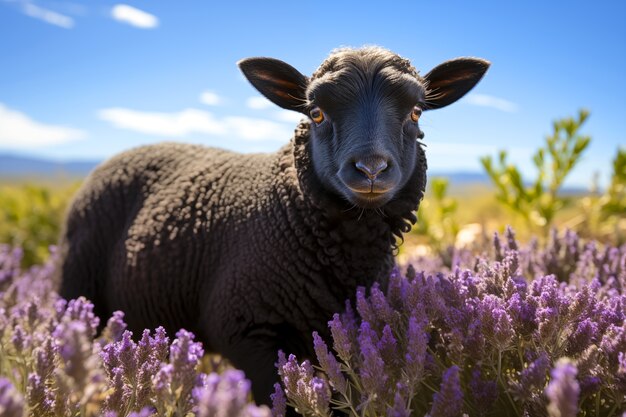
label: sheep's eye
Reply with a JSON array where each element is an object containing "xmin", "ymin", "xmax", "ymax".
[
  {"xmin": 309, "ymin": 106, "xmax": 324, "ymax": 124},
  {"xmin": 410, "ymin": 106, "xmax": 422, "ymax": 122}
]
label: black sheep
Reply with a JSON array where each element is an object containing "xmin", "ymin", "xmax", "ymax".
[{"xmin": 57, "ymin": 46, "xmax": 489, "ymax": 403}]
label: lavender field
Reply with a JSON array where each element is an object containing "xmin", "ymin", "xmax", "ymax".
[{"xmin": 1, "ymin": 228, "xmax": 625, "ymax": 417}]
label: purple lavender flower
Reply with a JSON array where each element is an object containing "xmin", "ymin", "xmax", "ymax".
[
  {"xmin": 11, "ymin": 324, "xmax": 27, "ymax": 353},
  {"xmin": 271, "ymin": 383, "xmax": 286, "ymax": 417},
  {"xmin": 369, "ymin": 283, "xmax": 399, "ymax": 328},
  {"xmin": 358, "ymin": 321, "xmax": 388, "ymax": 398},
  {"xmin": 405, "ymin": 314, "xmax": 428, "ymax": 387},
  {"xmin": 52, "ymin": 320, "xmax": 94, "ymax": 387},
  {"xmin": 276, "ymin": 351, "xmax": 330, "ymax": 416},
  {"xmin": 118, "ymin": 330, "xmax": 138, "ymax": 377},
  {"xmin": 59, "ymin": 297, "xmax": 100, "ymax": 337},
  {"xmin": 26, "ymin": 372, "xmax": 56, "ymax": 416},
  {"xmin": 128, "ymin": 408, "xmax": 156, "ymax": 417},
  {"xmin": 0, "ymin": 377, "xmax": 24, "ymax": 417},
  {"xmin": 546, "ymin": 359, "xmax": 580, "ymax": 417},
  {"xmin": 377, "ymin": 324, "xmax": 399, "ymax": 371},
  {"xmin": 469, "ymin": 368, "xmax": 497, "ymax": 413},
  {"xmin": 566, "ymin": 318, "xmax": 598, "ymax": 355},
  {"xmin": 103, "ymin": 310, "xmax": 127, "ymax": 343},
  {"xmin": 387, "ymin": 391, "xmax": 410, "ymax": 417},
  {"xmin": 313, "ymin": 331, "xmax": 347, "ymax": 393},
  {"xmin": 306, "ymin": 377, "xmax": 330, "ymax": 414},
  {"xmin": 195, "ymin": 370, "xmax": 271, "ymax": 417},
  {"xmin": 329, "ymin": 313, "xmax": 353, "ymax": 362},
  {"xmin": 520, "ymin": 353, "xmax": 550, "ymax": 393},
  {"xmin": 104, "ymin": 367, "xmax": 129, "ymax": 412},
  {"xmin": 427, "ymin": 365, "xmax": 463, "ymax": 417}
]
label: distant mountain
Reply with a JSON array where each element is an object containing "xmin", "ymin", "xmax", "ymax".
[
  {"xmin": 1, "ymin": 153, "xmax": 492, "ymax": 183},
  {"xmin": 0, "ymin": 154, "xmax": 588, "ymax": 193},
  {"xmin": 428, "ymin": 171, "xmax": 490, "ymax": 185},
  {"xmin": 0, "ymin": 153, "xmax": 100, "ymax": 178}
]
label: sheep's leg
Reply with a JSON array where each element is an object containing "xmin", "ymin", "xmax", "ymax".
[
  {"xmin": 57, "ymin": 228, "xmax": 109, "ymax": 323},
  {"xmin": 225, "ymin": 332, "xmax": 283, "ymax": 405}
]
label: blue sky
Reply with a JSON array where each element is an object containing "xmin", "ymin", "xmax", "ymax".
[{"xmin": 0, "ymin": 1, "xmax": 624, "ymax": 187}]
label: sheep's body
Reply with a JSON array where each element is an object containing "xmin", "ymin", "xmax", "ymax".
[
  {"xmin": 59, "ymin": 47, "xmax": 489, "ymax": 403},
  {"xmin": 59, "ymin": 123, "xmax": 418, "ymax": 400}
]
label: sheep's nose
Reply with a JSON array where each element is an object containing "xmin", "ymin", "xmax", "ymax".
[{"xmin": 355, "ymin": 158, "xmax": 388, "ymax": 180}]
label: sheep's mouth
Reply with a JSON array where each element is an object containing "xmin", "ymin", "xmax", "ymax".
[{"xmin": 348, "ymin": 190, "xmax": 394, "ymax": 209}]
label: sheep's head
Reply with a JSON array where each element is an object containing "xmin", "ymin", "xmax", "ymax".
[{"xmin": 239, "ymin": 47, "xmax": 489, "ymax": 210}]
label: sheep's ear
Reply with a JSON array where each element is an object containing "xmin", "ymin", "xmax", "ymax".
[
  {"xmin": 238, "ymin": 57, "xmax": 308, "ymax": 112},
  {"xmin": 423, "ymin": 58, "xmax": 490, "ymax": 110}
]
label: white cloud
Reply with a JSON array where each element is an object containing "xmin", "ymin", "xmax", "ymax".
[
  {"xmin": 199, "ymin": 91, "xmax": 221, "ymax": 106},
  {"xmin": 22, "ymin": 2, "xmax": 74, "ymax": 28},
  {"xmin": 464, "ymin": 94, "xmax": 518, "ymax": 113},
  {"xmin": 246, "ymin": 96, "xmax": 273, "ymax": 110},
  {"xmin": 98, "ymin": 107, "xmax": 293, "ymax": 142},
  {"xmin": 111, "ymin": 4, "xmax": 158, "ymax": 29},
  {"xmin": 98, "ymin": 108, "xmax": 225, "ymax": 137},
  {"xmin": 0, "ymin": 103, "xmax": 86, "ymax": 149},
  {"xmin": 223, "ymin": 116, "xmax": 293, "ymax": 141}
]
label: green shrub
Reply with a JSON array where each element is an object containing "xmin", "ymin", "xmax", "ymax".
[
  {"xmin": 481, "ymin": 110, "xmax": 591, "ymax": 236},
  {"xmin": 0, "ymin": 182, "xmax": 79, "ymax": 266}
]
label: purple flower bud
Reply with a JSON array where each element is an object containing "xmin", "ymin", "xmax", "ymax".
[
  {"xmin": 428, "ymin": 365, "xmax": 463, "ymax": 417},
  {"xmin": 358, "ymin": 321, "xmax": 387, "ymax": 398},
  {"xmin": 387, "ymin": 391, "xmax": 410, "ymax": 417},
  {"xmin": 52, "ymin": 320, "xmax": 92, "ymax": 386},
  {"xmin": 128, "ymin": 408, "xmax": 156, "ymax": 417},
  {"xmin": 136, "ymin": 359, "xmax": 159, "ymax": 409},
  {"xmin": 567, "ymin": 319, "xmax": 598, "ymax": 355},
  {"xmin": 370, "ymin": 283, "xmax": 398, "ymax": 327},
  {"xmin": 195, "ymin": 370, "xmax": 271, "ymax": 417},
  {"xmin": 152, "ymin": 326, "xmax": 170, "ymax": 361},
  {"xmin": 619, "ymin": 351, "xmax": 626, "ymax": 375},
  {"xmin": 278, "ymin": 353, "xmax": 310, "ymax": 396},
  {"xmin": 537, "ymin": 306, "xmax": 559, "ymax": 343},
  {"xmin": 0, "ymin": 377, "xmax": 24, "ymax": 417},
  {"xmin": 377, "ymin": 324, "xmax": 399, "ymax": 371},
  {"xmin": 386, "ymin": 267, "xmax": 406, "ymax": 309},
  {"xmin": 405, "ymin": 314, "xmax": 427, "ymax": 387},
  {"xmin": 62, "ymin": 297, "xmax": 100, "ymax": 336},
  {"xmin": 579, "ymin": 376, "xmax": 601, "ymax": 397},
  {"xmin": 118, "ymin": 330, "xmax": 138, "ymax": 377},
  {"xmin": 104, "ymin": 367, "xmax": 129, "ymax": 412},
  {"xmin": 310, "ymin": 376, "xmax": 330, "ymax": 412},
  {"xmin": 546, "ymin": 359, "xmax": 579, "ymax": 417},
  {"xmin": 168, "ymin": 329, "xmax": 203, "ymax": 410},
  {"xmin": 26, "ymin": 373, "xmax": 54, "ymax": 415},
  {"xmin": 34, "ymin": 338, "xmax": 55, "ymax": 380},
  {"xmin": 313, "ymin": 331, "xmax": 347, "ymax": 393},
  {"xmin": 329, "ymin": 313, "xmax": 353, "ymax": 361},
  {"xmin": 104, "ymin": 311, "xmax": 127, "ymax": 342},
  {"xmin": 153, "ymin": 364, "xmax": 173, "ymax": 399},
  {"xmin": 520, "ymin": 353, "xmax": 550, "ymax": 393},
  {"xmin": 469, "ymin": 369, "xmax": 497, "ymax": 413},
  {"xmin": 11, "ymin": 324, "xmax": 27, "ymax": 352},
  {"xmin": 600, "ymin": 323, "xmax": 626, "ymax": 372},
  {"xmin": 356, "ymin": 286, "xmax": 376, "ymax": 327},
  {"xmin": 271, "ymin": 383, "xmax": 286, "ymax": 417},
  {"xmin": 506, "ymin": 293, "xmax": 536, "ymax": 335}
]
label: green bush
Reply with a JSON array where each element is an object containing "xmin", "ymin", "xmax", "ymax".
[
  {"xmin": 480, "ymin": 110, "xmax": 591, "ymax": 236},
  {"xmin": 412, "ymin": 178, "xmax": 460, "ymax": 266},
  {"xmin": 0, "ymin": 182, "xmax": 79, "ymax": 266}
]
